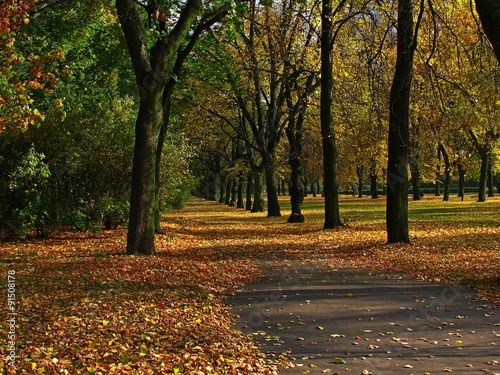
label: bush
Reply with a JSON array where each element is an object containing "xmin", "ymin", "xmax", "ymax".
[
  {"xmin": 1, "ymin": 146, "xmax": 53, "ymax": 238},
  {"xmin": 160, "ymin": 133, "xmax": 198, "ymax": 211}
]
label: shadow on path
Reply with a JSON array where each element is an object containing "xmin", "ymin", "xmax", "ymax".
[{"xmin": 229, "ymin": 266, "xmax": 500, "ymax": 374}]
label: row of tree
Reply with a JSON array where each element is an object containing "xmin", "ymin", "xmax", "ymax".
[
  {"xmin": 185, "ymin": 0, "xmax": 500, "ymax": 239},
  {"xmin": 1, "ymin": 0, "xmax": 500, "ymax": 252}
]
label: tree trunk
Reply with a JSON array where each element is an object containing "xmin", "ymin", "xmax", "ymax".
[
  {"xmin": 117, "ymin": 0, "xmax": 204, "ymax": 255},
  {"xmin": 458, "ymin": 164, "xmax": 465, "ymax": 201},
  {"xmin": 154, "ymin": 125, "xmax": 167, "ymax": 234},
  {"xmin": 251, "ymin": 172, "xmax": 264, "ymax": 212},
  {"xmin": 320, "ymin": 0, "xmax": 341, "ymax": 229},
  {"xmin": 387, "ymin": 0, "xmax": 421, "ymax": 243},
  {"xmin": 246, "ymin": 172, "xmax": 253, "ymax": 210},
  {"xmin": 487, "ymin": 158, "xmax": 494, "ymax": 197},
  {"xmin": 154, "ymin": 94, "xmax": 172, "ymax": 234},
  {"xmin": 237, "ymin": 173, "xmax": 244, "ymax": 208},
  {"xmin": 475, "ymin": 0, "xmax": 500, "ymax": 62},
  {"xmin": 229, "ymin": 177, "xmax": 237, "ymax": 206},
  {"xmin": 264, "ymin": 161, "xmax": 281, "ymax": 217},
  {"xmin": 126, "ymin": 91, "xmax": 162, "ymax": 255},
  {"xmin": 478, "ymin": 151, "xmax": 489, "ymax": 202},
  {"xmin": 225, "ymin": 177, "xmax": 232, "ymax": 205},
  {"xmin": 286, "ymin": 118, "xmax": 304, "ymax": 220},
  {"xmin": 219, "ymin": 173, "xmax": 226, "ymax": 203},
  {"xmin": 410, "ymin": 162, "xmax": 421, "ymax": 200},
  {"xmin": 382, "ymin": 168, "xmax": 387, "ymax": 196},
  {"xmin": 288, "ymin": 161, "xmax": 304, "ymax": 217},
  {"xmin": 370, "ymin": 173, "xmax": 378, "ymax": 199},
  {"xmin": 357, "ymin": 165, "xmax": 364, "ymax": 198},
  {"xmin": 435, "ymin": 145, "xmax": 441, "ymax": 196},
  {"xmin": 438, "ymin": 143, "xmax": 451, "ymax": 201}
]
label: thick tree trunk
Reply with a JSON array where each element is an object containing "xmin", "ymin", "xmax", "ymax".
[
  {"xmin": 117, "ymin": 0, "xmax": 203, "ymax": 255},
  {"xmin": 387, "ymin": 0, "xmax": 421, "ymax": 243},
  {"xmin": 320, "ymin": 0, "xmax": 341, "ymax": 229},
  {"xmin": 475, "ymin": 0, "xmax": 500, "ymax": 62},
  {"xmin": 246, "ymin": 172, "xmax": 253, "ymax": 210},
  {"xmin": 251, "ymin": 172, "xmax": 264, "ymax": 212},
  {"xmin": 126, "ymin": 89, "xmax": 163, "ymax": 255}
]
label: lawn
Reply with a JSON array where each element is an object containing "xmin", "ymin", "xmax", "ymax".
[{"xmin": 0, "ymin": 194, "xmax": 499, "ymax": 374}]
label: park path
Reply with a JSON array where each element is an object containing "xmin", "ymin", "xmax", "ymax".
[
  {"xmin": 175, "ymin": 198, "xmax": 500, "ymax": 374},
  {"xmin": 229, "ymin": 265, "xmax": 500, "ymax": 375}
]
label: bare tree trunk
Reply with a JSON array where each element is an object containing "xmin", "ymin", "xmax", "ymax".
[
  {"xmin": 251, "ymin": 172, "xmax": 264, "ymax": 212},
  {"xmin": 487, "ymin": 158, "xmax": 494, "ymax": 197},
  {"xmin": 458, "ymin": 164, "xmax": 465, "ymax": 201},
  {"xmin": 435, "ymin": 145, "xmax": 441, "ymax": 196},
  {"xmin": 246, "ymin": 172, "xmax": 253, "ymax": 210},
  {"xmin": 410, "ymin": 162, "xmax": 421, "ymax": 200},
  {"xmin": 320, "ymin": 0, "xmax": 341, "ymax": 229},
  {"xmin": 225, "ymin": 177, "xmax": 232, "ymax": 205},
  {"xmin": 219, "ymin": 173, "xmax": 226, "ymax": 203},
  {"xmin": 264, "ymin": 161, "xmax": 281, "ymax": 217},
  {"xmin": 475, "ymin": 0, "xmax": 500, "ymax": 62},
  {"xmin": 370, "ymin": 172, "xmax": 378, "ymax": 199},
  {"xmin": 478, "ymin": 151, "xmax": 489, "ymax": 202},
  {"xmin": 357, "ymin": 165, "xmax": 364, "ymax": 198},
  {"xmin": 387, "ymin": 0, "xmax": 423, "ymax": 243},
  {"xmin": 438, "ymin": 143, "xmax": 451, "ymax": 201},
  {"xmin": 237, "ymin": 173, "xmax": 244, "ymax": 208}
]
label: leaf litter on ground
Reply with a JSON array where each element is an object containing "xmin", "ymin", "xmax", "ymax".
[{"xmin": 0, "ymin": 195, "xmax": 499, "ymax": 374}]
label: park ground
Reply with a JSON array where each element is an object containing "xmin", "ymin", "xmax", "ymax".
[{"xmin": 0, "ymin": 195, "xmax": 499, "ymax": 374}]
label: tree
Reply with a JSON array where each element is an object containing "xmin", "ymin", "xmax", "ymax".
[
  {"xmin": 195, "ymin": 0, "xmax": 320, "ymax": 218},
  {"xmin": 386, "ymin": 0, "xmax": 424, "ymax": 243},
  {"xmin": 1, "ymin": 2, "xmax": 137, "ymax": 236},
  {"xmin": 116, "ymin": 0, "xmax": 231, "ymax": 255},
  {"xmin": 321, "ymin": 0, "xmax": 370, "ymax": 229},
  {"xmin": 0, "ymin": 0, "xmax": 58, "ymax": 132},
  {"xmin": 475, "ymin": 0, "xmax": 500, "ymax": 62}
]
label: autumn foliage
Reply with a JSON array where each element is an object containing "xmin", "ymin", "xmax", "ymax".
[
  {"xmin": 0, "ymin": 196, "xmax": 499, "ymax": 374},
  {"xmin": 0, "ymin": 0, "xmax": 58, "ymax": 132}
]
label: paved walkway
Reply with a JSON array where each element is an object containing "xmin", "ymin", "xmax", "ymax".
[{"xmin": 229, "ymin": 264, "xmax": 500, "ymax": 375}]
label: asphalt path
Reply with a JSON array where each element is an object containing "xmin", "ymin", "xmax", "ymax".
[{"xmin": 229, "ymin": 264, "xmax": 500, "ymax": 375}]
